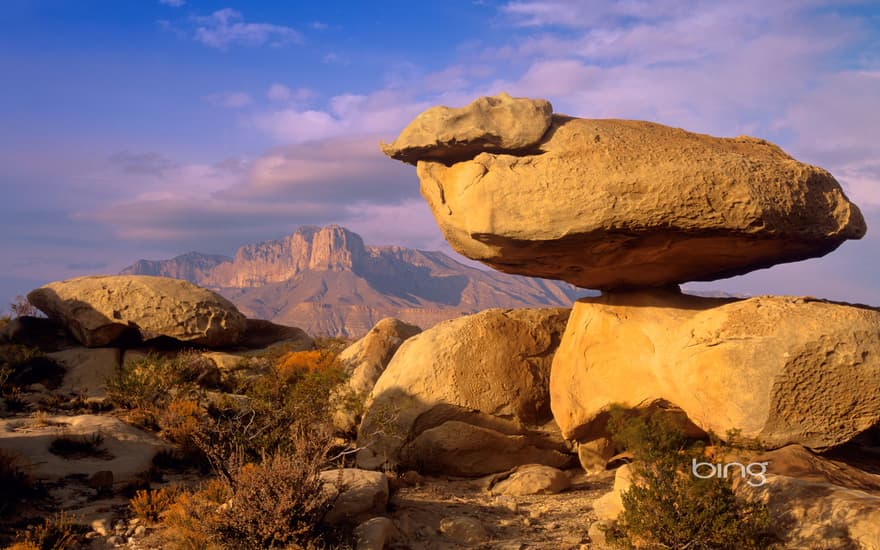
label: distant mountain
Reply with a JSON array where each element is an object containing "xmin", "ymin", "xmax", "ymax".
[{"xmin": 122, "ymin": 225, "xmax": 591, "ymax": 337}]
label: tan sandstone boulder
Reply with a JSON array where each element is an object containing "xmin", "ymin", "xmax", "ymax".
[
  {"xmin": 339, "ymin": 318, "xmax": 421, "ymax": 396},
  {"xmin": 383, "ymin": 96, "xmax": 865, "ymax": 290},
  {"xmin": 357, "ymin": 308, "xmax": 575, "ymax": 476},
  {"xmin": 381, "ymin": 93, "xmax": 552, "ymax": 165},
  {"xmin": 739, "ymin": 473, "xmax": 880, "ymax": 549},
  {"xmin": 28, "ymin": 275, "xmax": 247, "ymax": 348},
  {"xmin": 319, "ymin": 468, "xmax": 389, "ymax": 525},
  {"xmin": 334, "ymin": 318, "xmax": 421, "ymax": 432},
  {"xmin": 551, "ymin": 289, "xmax": 880, "ymax": 449},
  {"xmin": 488, "ymin": 464, "xmax": 571, "ymax": 496}
]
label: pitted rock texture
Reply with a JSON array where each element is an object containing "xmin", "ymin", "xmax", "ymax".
[
  {"xmin": 383, "ymin": 96, "xmax": 866, "ymax": 290},
  {"xmin": 28, "ymin": 275, "xmax": 247, "ymax": 348},
  {"xmin": 357, "ymin": 308, "xmax": 575, "ymax": 476},
  {"xmin": 381, "ymin": 93, "xmax": 552, "ymax": 165},
  {"xmin": 550, "ymin": 289, "xmax": 880, "ymax": 449}
]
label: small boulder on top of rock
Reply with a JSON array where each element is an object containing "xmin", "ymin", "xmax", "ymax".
[
  {"xmin": 381, "ymin": 93, "xmax": 552, "ymax": 165},
  {"xmin": 28, "ymin": 275, "xmax": 247, "ymax": 348}
]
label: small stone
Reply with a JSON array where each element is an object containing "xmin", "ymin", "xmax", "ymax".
[
  {"xmin": 439, "ymin": 516, "xmax": 488, "ymax": 545},
  {"xmin": 493, "ymin": 495, "xmax": 518, "ymax": 513},
  {"xmin": 89, "ymin": 470, "xmax": 114, "ymax": 493},
  {"xmin": 354, "ymin": 517, "xmax": 396, "ymax": 550},
  {"xmin": 106, "ymin": 535, "xmax": 125, "ymax": 546},
  {"xmin": 134, "ymin": 525, "xmax": 147, "ymax": 538},
  {"xmin": 90, "ymin": 518, "xmax": 111, "ymax": 536}
]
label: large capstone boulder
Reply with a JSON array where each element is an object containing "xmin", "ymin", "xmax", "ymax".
[
  {"xmin": 357, "ymin": 308, "xmax": 575, "ymax": 476},
  {"xmin": 550, "ymin": 289, "xmax": 880, "ymax": 449},
  {"xmin": 383, "ymin": 96, "xmax": 865, "ymax": 290},
  {"xmin": 381, "ymin": 93, "xmax": 552, "ymax": 165},
  {"xmin": 28, "ymin": 275, "xmax": 247, "ymax": 348}
]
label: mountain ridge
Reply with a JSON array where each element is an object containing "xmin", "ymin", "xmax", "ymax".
[{"xmin": 121, "ymin": 225, "xmax": 590, "ymax": 336}]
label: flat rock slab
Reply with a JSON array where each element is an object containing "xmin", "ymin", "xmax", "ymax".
[
  {"xmin": 550, "ymin": 289, "xmax": 880, "ymax": 449},
  {"xmin": 0, "ymin": 414, "xmax": 171, "ymax": 485},
  {"xmin": 384, "ymin": 96, "xmax": 866, "ymax": 289},
  {"xmin": 28, "ymin": 275, "xmax": 247, "ymax": 348}
]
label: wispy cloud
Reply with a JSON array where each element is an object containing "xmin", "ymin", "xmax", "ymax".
[
  {"xmin": 191, "ymin": 8, "xmax": 303, "ymax": 49},
  {"xmin": 265, "ymin": 84, "xmax": 314, "ymax": 103},
  {"xmin": 204, "ymin": 91, "xmax": 253, "ymax": 108}
]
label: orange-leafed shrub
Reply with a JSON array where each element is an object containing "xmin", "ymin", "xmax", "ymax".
[
  {"xmin": 158, "ymin": 398, "xmax": 204, "ymax": 448},
  {"xmin": 274, "ymin": 349, "xmax": 339, "ymax": 379},
  {"xmin": 130, "ymin": 485, "xmax": 182, "ymax": 522}
]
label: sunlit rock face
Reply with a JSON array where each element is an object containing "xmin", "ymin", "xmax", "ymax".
[{"xmin": 384, "ymin": 94, "xmax": 866, "ymax": 290}]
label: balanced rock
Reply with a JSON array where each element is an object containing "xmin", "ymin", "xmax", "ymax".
[
  {"xmin": 28, "ymin": 275, "xmax": 247, "ymax": 347},
  {"xmin": 357, "ymin": 308, "xmax": 575, "ymax": 476},
  {"xmin": 381, "ymin": 93, "xmax": 552, "ymax": 165},
  {"xmin": 551, "ymin": 289, "xmax": 880, "ymax": 449},
  {"xmin": 383, "ymin": 96, "xmax": 865, "ymax": 290}
]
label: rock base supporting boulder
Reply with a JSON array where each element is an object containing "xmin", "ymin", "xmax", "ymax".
[{"xmin": 550, "ymin": 289, "xmax": 880, "ymax": 449}]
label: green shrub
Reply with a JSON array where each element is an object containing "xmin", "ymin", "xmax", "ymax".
[
  {"xmin": 604, "ymin": 405, "xmax": 777, "ymax": 550},
  {"xmin": 106, "ymin": 351, "xmax": 206, "ymax": 412}
]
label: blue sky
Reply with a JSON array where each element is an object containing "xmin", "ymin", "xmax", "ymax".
[{"xmin": 1, "ymin": 0, "xmax": 879, "ymax": 306}]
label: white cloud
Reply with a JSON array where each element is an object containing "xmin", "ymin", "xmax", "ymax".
[
  {"xmin": 204, "ymin": 91, "xmax": 252, "ymax": 108},
  {"xmin": 266, "ymin": 84, "xmax": 314, "ymax": 103},
  {"xmin": 159, "ymin": 0, "xmax": 185, "ymax": 6},
  {"xmin": 192, "ymin": 9, "xmax": 303, "ymax": 49}
]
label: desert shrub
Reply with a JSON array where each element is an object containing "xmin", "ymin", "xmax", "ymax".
[
  {"xmin": 209, "ymin": 449, "xmax": 334, "ymax": 549},
  {"xmin": 313, "ymin": 335, "xmax": 353, "ymax": 355},
  {"xmin": 106, "ymin": 351, "xmax": 206, "ymax": 413},
  {"xmin": 206, "ymin": 349, "xmax": 347, "ymax": 465},
  {"xmin": 1, "ymin": 345, "xmax": 65, "ymax": 398},
  {"xmin": 48, "ymin": 433, "xmax": 113, "ymax": 460},
  {"xmin": 14, "ymin": 512, "xmax": 83, "ymax": 550},
  {"xmin": 604, "ymin": 405, "xmax": 776, "ymax": 550},
  {"xmin": 130, "ymin": 485, "xmax": 183, "ymax": 522},
  {"xmin": 158, "ymin": 398, "xmax": 205, "ymax": 451},
  {"xmin": 0, "ymin": 450, "xmax": 39, "ymax": 517},
  {"xmin": 275, "ymin": 349, "xmax": 341, "ymax": 380},
  {"xmin": 161, "ymin": 489, "xmax": 218, "ymax": 550},
  {"xmin": 8, "ymin": 295, "xmax": 39, "ymax": 318}
]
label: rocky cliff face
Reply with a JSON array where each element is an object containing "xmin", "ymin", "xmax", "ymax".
[{"xmin": 121, "ymin": 225, "xmax": 587, "ymax": 336}]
